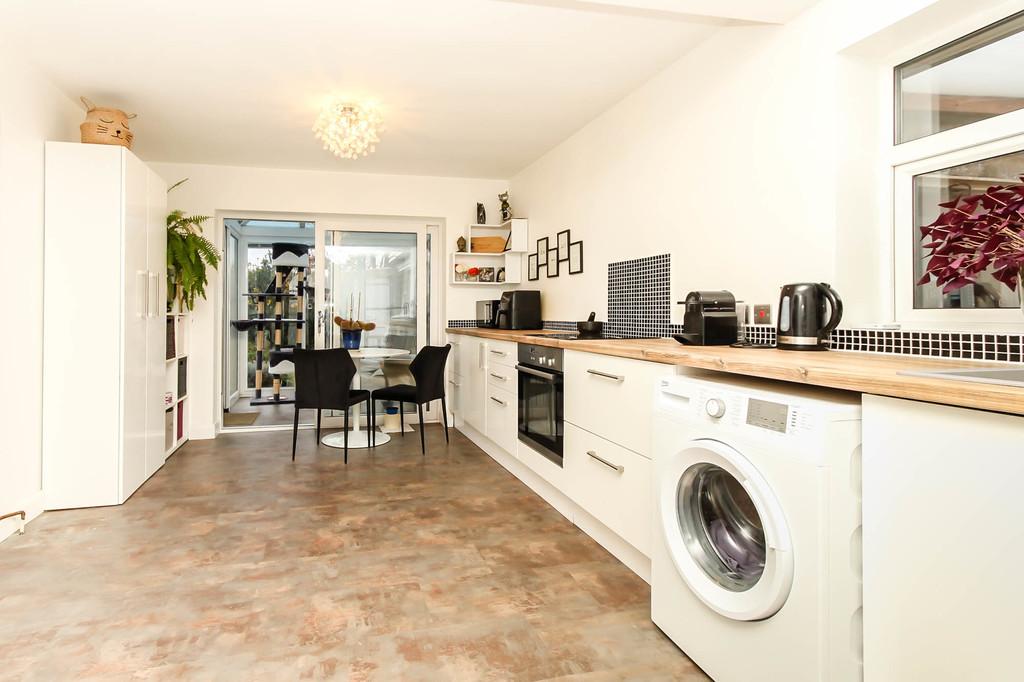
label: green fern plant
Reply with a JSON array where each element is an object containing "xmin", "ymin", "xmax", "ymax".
[{"xmin": 166, "ymin": 186, "xmax": 220, "ymax": 311}]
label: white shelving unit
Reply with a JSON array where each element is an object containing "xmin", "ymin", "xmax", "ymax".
[
  {"xmin": 165, "ymin": 312, "xmax": 189, "ymax": 457},
  {"xmin": 450, "ymin": 218, "xmax": 528, "ymax": 286}
]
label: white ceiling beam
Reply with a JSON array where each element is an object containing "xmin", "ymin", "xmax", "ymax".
[{"xmin": 492, "ymin": 0, "xmax": 819, "ymax": 25}]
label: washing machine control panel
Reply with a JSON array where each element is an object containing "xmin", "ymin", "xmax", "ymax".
[{"xmin": 746, "ymin": 398, "xmax": 789, "ymax": 433}]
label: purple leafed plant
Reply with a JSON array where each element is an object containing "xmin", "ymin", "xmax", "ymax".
[{"xmin": 918, "ymin": 177, "xmax": 1024, "ymax": 295}]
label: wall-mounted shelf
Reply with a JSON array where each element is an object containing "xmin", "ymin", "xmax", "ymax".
[{"xmin": 451, "ymin": 218, "xmax": 528, "ymax": 286}]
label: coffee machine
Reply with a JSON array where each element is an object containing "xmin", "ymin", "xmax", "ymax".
[{"xmin": 672, "ymin": 290, "xmax": 738, "ymax": 345}]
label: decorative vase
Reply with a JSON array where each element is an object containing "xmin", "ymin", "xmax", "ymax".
[{"xmin": 342, "ymin": 328, "xmax": 362, "ymax": 349}]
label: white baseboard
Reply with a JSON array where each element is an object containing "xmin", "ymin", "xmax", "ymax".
[
  {"xmin": 457, "ymin": 423, "xmax": 650, "ymax": 584},
  {"xmin": 0, "ymin": 489, "xmax": 45, "ymax": 546}
]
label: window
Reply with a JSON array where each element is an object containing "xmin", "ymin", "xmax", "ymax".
[
  {"xmin": 896, "ymin": 11, "xmax": 1024, "ymax": 143},
  {"xmin": 912, "ymin": 149, "xmax": 1024, "ymax": 310},
  {"xmin": 894, "ymin": 11, "xmax": 1024, "ymax": 326}
]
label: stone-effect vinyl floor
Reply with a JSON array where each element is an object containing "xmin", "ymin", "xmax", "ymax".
[{"xmin": 0, "ymin": 425, "xmax": 708, "ymax": 681}]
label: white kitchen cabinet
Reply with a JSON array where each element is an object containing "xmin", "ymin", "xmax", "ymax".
[
  {"xmin": 485, "ymin": 339, "xmax": 517, "ymax": 369},
  {"xmin": 43, "ymin": 142, "xmax": 168, "ymax": 509},
  {"xmin": 862, "ymin": 395, "xmax": 1024, "ymax": 682},
  {"xmin": 445, "ymin": 334, "xmax": 463, "ymax": 422},
  {"xmin": 564, "ymin": 350, "xmax": 664, "ymax": 457},
  {"xmin": 564, "ymin": 422, "xmax": 652, "ymax": 555},
  {"xmin": 459, "ymin": 335, "xmax": 486, "ymax": 433},
  {"xmin": 450, "ymin": 331, "xmax": 468, "ymax": 374},
  {"xmin": 485, "ymin": 384, "xmax": 518, "ymax": 454},
  {"xmin": 486, "ymin": 362, "xmax": 516, "ymax": 390}
]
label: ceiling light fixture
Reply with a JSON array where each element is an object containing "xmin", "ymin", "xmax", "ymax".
[{"xmin": 312, "ymin": 101, "xmax": 383, "ymax": 160}]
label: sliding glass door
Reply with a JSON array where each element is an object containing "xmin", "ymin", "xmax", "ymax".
[{"xmin": 314, "ymin": 219, "xmax": 433, "ymax": 423}]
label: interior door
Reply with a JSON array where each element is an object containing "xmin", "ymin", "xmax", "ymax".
[{"xmin": 314, "ymin": 219, "xmax": 429, "ymax": 423}]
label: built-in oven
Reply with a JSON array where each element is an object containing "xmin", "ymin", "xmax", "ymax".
[{"xmin": 516, "ymin": 343, "xmax": 564, "ymax": 466}]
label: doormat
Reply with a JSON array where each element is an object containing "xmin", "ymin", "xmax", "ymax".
[{"xmin": 224, "ymin": 412, "xmax": 259, "ymax": 427}]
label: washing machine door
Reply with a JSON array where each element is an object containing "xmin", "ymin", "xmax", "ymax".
[{"xmin": 660, "ymin": 438, "xmax": 794, "ymax": 621}]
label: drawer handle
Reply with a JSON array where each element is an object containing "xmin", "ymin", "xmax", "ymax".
[
  {"xmin": 587, "ymin": 369, "xmax": 624, "ymax": 382},
  {"xmin": 587, "ymin": 450, "xmax": 624, "ymax": 474},
  {"xmin": 448, "ymin": 379, "xmax": 460, "ymax": 387},
  {"xmin": 490, "ymin": 349, "xmax": 508, "ymax": 356},
  {"xmin": 489, "ymin": 372, "xmax": 507, "ymax": 381},
  {"xmin": 490, "ymin": 396, "xmax": 506, "ymax": 406}
]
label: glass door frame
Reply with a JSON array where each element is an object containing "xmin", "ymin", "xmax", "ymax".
[{"xmin": 314, "ymin": 215, "xmax": 441, "ymax": 426}]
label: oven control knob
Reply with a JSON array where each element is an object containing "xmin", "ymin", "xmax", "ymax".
[{"xmin": 705, "ymin": 398, "xmax": 727, "ymax": 419}]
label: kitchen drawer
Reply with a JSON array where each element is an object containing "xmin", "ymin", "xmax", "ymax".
[
  {"xmin": 485, "ymin": 385, "xmax": 518, "ymax": 455},
  {"xmin": 564, "ymin": 422, "xmax": 651, "ymax": 556},
  {"xmin": 485, "ymin": 339, "xmax": 517, "ymax": 369},
  {"xmin": 564, "ymin": 350, "xmax": 665, "ymax": 457},
  {"xmin": 486, "ymin": 363, "xmax": 516, "ymax": 390}
]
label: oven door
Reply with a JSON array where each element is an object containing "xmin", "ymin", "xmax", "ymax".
[{"xmin": 516, "ymin": 363, "xmax": 564, "ymax": 465}]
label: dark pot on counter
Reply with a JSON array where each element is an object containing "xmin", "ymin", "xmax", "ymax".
[{"xmin": 577, "ymin": 312, "xmax": 604, "ymax": 337}]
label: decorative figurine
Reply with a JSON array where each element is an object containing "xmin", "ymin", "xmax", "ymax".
[
  {"xmin": 476, "ymin": 202, "xmax": 487, "ymax": 225},
  {"xmin": 499, "ymin": 191, "xmax": 512, "ymax": 222},
  {"xmin": 497, "ymin": 267, "xmax": 506, "ymax": 283},
  {"xmin": 456, "ymin": 236, "xmax": 467, "ymax": 252}
]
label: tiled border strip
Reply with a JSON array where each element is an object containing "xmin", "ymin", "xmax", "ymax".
[{"xmin": 831, "ymin": 328, "xmax": 1023, "ymax": 362}]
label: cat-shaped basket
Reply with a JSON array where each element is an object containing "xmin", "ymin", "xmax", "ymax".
[{"xmin": 80, "ymin": 97, "xmax": 136, "ymax": 149}]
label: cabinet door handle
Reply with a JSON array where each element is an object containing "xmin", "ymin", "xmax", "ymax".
[
  {"xmin": 489, "ymin": 372, "xmax": 507, "ymax": 381},
  {"xmin": 137, "ymin": 270, "xmax": 148, "ymax": 318},
  {"xmin": 149, "ymin": 272, "xmax": 160, "ymax": 318},
  {"xmin": 448, "ymin": 379, "xmax": 460, "ymax": 387},
  {"xmin": 587, "ymin": 450, "xmax": 624, "ymax": 473},
  {"xmin": 587, "ymin": 369, "xmax": 624, "ymax": 382},
  {"xmin": 490, "ymin": 396, "xmax": 506, "ymax": 406},
  {"xmin": 490, "ymin": 349, "xmax": 507, "ymax": 356}
]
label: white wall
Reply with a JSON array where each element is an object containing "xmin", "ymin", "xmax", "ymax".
[
  {"xmin": 149, "ymin": 161, "xmax": 507, "ymax": 440},
  {"xmin": 508, "ymin": 0, "xmax": 1014, "ymax": 327},
  {"xmin": 0, "ymin": 51, "xmax": 82, "ymax": 543}
]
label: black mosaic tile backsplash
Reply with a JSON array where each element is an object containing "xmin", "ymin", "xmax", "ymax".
[
  {"xmin": 607, "ymin": 254, "xmax": 672, "ymax": 338},
  {"xmin": 449, "ymin": 252, "xmax": 1024, "ymax": 363}
]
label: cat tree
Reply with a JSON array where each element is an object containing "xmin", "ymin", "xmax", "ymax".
[{"xmin": 232, "ymin": 243, "xmax": 310, "ymax": 405}]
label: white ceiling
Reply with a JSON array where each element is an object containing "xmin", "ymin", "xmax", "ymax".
[{"xmin": 2, "ymin": 0, "xmax": 819, "ymax": 178}]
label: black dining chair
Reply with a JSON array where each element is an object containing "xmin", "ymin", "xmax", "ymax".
[
  {"xmin": 370, "ymin": 344, "xmax": 451, "ymax": 455},
  {"xmin": 292, "ymin": 348, "xmax": 372, "ymax": 463}
]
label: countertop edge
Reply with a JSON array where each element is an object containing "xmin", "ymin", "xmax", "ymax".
[{"xmin": 445, "ymin": 327, "xmax": 1024, "ymax": 417}]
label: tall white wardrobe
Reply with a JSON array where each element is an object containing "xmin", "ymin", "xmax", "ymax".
[{"xmin": 43, "ymin": 142, "xmax": 168, "ymax": 509}]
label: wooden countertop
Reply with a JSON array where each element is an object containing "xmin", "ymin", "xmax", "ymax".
[{"xmin": 446, "ymin": 327, "xmax": 1024, "ymax": 417}]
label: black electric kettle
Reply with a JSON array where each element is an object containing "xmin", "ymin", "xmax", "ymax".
[{"xmin": 776, "ymin": 283, "xmax": 842, "ymax": 351}]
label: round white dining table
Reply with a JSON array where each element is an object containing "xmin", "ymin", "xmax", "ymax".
[{"xmin": 321, "ymin": 347, "xmax": 410, "ymax": 450}]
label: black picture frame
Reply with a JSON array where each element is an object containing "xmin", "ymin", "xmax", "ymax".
[
  {"xmin": 536, "ymin": 237, "xmax": 548, "ymax": 267},
  {"xmin": 568, "ymin": 241, "xmax": 583, "ymax": 274},
  {"xmin": 547, "ymin": 246, "xmax": 559, "ymax": 277},
  {"xmin": 528, "ymin": 253, "xmax": 539, "ymax": 281},
  {"xmin": 556, "ymin": 229, "xmax": 570, "ymax": 261}
]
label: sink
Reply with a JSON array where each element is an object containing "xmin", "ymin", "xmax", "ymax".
[{"xmin": 899, "ymin": 367, "xmax": 1024, "ymax": 388}]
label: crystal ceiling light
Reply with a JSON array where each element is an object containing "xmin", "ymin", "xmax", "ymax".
[{"xmin": 312, "ymin": 101, "xmax": 383, "ymax": 160}]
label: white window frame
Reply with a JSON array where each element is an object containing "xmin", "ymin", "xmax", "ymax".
[{"xmin": 889, "ymin": 9, "xmax": 1024, "ymax": 330}]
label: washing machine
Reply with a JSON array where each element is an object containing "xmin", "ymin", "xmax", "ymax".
[{"xmin": 651, "ymin": 372, "xmax": 863, "ymax": 682}]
